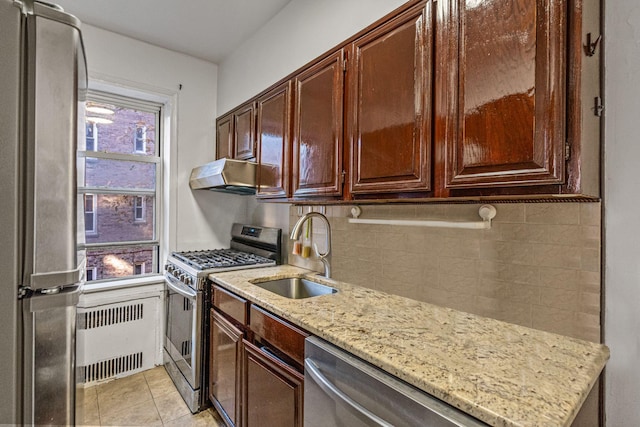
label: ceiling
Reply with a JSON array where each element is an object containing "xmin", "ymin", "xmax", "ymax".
[{"xmin": 52, "ymin": 0, "xmax": 293, "ymax": 63}]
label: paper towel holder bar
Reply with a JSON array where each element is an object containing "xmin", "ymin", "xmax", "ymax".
[{"xmin": 348, "ymin": 204, "xmax": 497, "ymax": 230}]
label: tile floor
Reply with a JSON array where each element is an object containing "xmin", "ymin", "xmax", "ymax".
[{"xmin": 78, "ymin": 366, "xmax": 226, "ymax": 426}]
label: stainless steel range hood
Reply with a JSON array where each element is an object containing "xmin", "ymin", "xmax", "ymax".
[{"xmin": 189, "ymin": 158, "xmax": 257, "ymax": 195}]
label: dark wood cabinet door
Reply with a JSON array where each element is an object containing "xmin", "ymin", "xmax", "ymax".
[
  {"xmin": 349, "ymin": 1, "xmax": 432, "ymax": 195},
  {"xmin": 256, "ymin": 81, "xmax": 292, "ymax": 198},
  {"xmin": 210, "ymin": 310, "xmax": 243, "ymax": 427},
  {"xmin": 292, "ymin": 50, "xmax": 345, "ymax": 198},
  {"xmin": 216, "ymin": 113, "xmax": 233, "ymax": 159},
  {"xmin": 234, "ymin": 103, "xmax": 256, "ymax": 160},
  {"xmin": 437, "ymin": 0, "xmax": 566, "ymax": 189},
  {"xmin": 242, "ymin": 340, "xmax": 304, "ymax": 427}
]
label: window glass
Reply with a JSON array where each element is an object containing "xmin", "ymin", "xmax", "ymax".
[
  {"xmin": 78, "ymin": 91, "xmax": 161, "ymax": 283},
  {"xmin": 86, "ymin": 123, "xmax": 97, "ymax": 151},
  {"xmin": 134, "ymin": 126, "xmax": 146, "ymax": 153},
  {"xmin": 86, "ymin": 246, "xmax": 157, "ymax": 280},
  {"xmin": 83, "ymin": 158, "xmax": 156, "ymax": 190},
  {"xmin": 84, "ymin": 194, "xmax": 96, "ymax": 233},
  {"xmin": 134, "ymin": 263, "xmax": 145, "ymax": 275},
  {"xmin": 86, "ymin": 267, "xmax": 96, "ymax": 281},
  {"xmin": 86, "ymin": 106, "xmax": 156, "ymax": 156},
  {"xmin": 134, "ymin": 196, "xmax": 146, "ymax": 222},
  {"xmin": 83, "ymin": 195, "xmax": 155, "ymax": 243}
]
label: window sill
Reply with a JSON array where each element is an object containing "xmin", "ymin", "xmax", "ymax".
[{"xmin": 83, "ymin": 274, "xmax": 165, "ymax": 294}]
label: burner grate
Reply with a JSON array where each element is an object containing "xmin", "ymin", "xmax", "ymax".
[{"xmin": 172, "ymin": 249, "xmax": 273, "ymax": 270}]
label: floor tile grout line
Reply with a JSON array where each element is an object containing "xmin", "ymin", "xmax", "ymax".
[{"xmin": 80, "ymin": 367, "xmax": 227, "ymax": 426}]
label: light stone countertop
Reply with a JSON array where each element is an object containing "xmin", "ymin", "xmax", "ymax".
[{"xmin": 209, "ymin": 265, "xmax": 609, "ymax": 427}]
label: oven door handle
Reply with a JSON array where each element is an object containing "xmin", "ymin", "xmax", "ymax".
[{"xmin": 165, "ymin": 274, "xmax": 197, "ymax": 299}]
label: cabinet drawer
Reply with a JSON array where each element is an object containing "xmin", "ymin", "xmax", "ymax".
[
  {"xmin": 213, "ymin": 285, "xmax": 248, "ymax": 326},
  {"xmin": 250, "ymin": 305, "xmax": 309, "ymax": 367}
]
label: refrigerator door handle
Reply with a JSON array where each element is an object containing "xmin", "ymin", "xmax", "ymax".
[{"xmin": 29, "ymin": 263, "xmax": 84, "ymax": 290}]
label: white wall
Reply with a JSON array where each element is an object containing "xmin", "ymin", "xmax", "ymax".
[
  {"xmin": 81, "ymin": 25, "xmax": 249, "ymax": 253},
  {"xmin": 217, "ymin": 0, "xmax": 407, "ymax": 114},
  {"xmin": 603, "ymin": 1, "xmax": 640, "ymax": 425}
]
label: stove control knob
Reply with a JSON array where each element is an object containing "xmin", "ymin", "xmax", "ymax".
[{"xmin": 185, "ymin": 277, "xmax": 192, "ymax": 286}]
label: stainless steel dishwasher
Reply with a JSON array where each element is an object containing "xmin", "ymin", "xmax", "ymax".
[{"xmin": 304, "ymin": 337, "xmax": 488, "ymax": 427}]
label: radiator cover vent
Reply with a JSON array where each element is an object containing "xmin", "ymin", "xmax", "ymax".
[
  {"xmin": 78, "ymin": 303, "xmax": 144, "ymax": 330},
  {"xmin": 77, "ymin": 293, "xmax": 161, "ymax": 387},
  {"xmin": 82, "ymin": 352, "xmax": 143, "ymax": 383}
]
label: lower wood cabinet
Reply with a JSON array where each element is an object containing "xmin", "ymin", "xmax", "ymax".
[
  {"xmin": 209, "ymin": 283, "xmax": 308, "ymax": 427},
  {"xmin": 242, "ymin": 340, "xmax": 304, "ymax": 427},
  {"xmin": 209, "ymin": 310, "xmax": 244, "ymax": 427}
]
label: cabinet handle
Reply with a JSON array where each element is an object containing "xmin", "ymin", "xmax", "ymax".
[{"xmin": 260, "ymin": 346, "xmax": 290, "ymax": 367}]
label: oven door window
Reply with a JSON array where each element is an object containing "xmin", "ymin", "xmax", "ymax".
[{"xmin": 165, "ymin": 278, "xmax": 202, "ymax": 389}]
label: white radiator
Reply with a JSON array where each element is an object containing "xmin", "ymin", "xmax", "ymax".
[{"xmin": 77, "ymin": 284, "xmax": 163, "ymax": 386}]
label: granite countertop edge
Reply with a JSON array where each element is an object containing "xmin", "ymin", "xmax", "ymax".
[{"xmin": 208, "ymin": 265, "xmax": 610, "ymax": 427}]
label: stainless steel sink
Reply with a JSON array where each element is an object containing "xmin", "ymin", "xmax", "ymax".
[{"xmin": 252, "ymin": 277, "xmax": 337, "ymax": 299}]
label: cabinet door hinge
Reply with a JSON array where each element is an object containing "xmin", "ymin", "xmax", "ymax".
[{"xmin": 565, "ymin": 141, "xmax": 571, "ymax": 161}]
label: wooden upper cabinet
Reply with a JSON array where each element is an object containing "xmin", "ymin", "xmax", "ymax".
[
  {"xmin": 437, "ymin": 0, "xmax": 567, "ymax": 189},
  {"xmin": 234, "ymin": 103, "xmax": 256, "ymax": 160},
  {"xmin": 256, "ymin": 81, "xmax": 292, "ymax": 198},
  {"xmin": 349, "ymin": 1, "xmax": 433, "ymax": 195},
  {"xmin": 292, "ymin": 50, "xmax": 345, "ymax": 198},
  {"xmin": 216, "ymin": 102, "xmax": 257, "ymax": 161},
  {"xmin": 216, "ymin": 113, "xmax": 233, "ymax": 160}
]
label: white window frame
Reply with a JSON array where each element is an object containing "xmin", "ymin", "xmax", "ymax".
[
  {"xmin": 84, "ymin": 194, "xmax": 97, "ymax": 234},
  {"xmin": 134, "ymin": 195, "xmax": 146, "ymax": 222},
  {"xmin": 134, "ymin": 125, "xmax": 146, "ymax": 153},
  {"xmin": 77, "ymin": 79, "xmax": 175, "ymax": 289}
]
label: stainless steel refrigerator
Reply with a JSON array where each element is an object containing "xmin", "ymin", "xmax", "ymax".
[{"xmin": 0, "ymin": 0, "xmax": 87, "ymax": 424}]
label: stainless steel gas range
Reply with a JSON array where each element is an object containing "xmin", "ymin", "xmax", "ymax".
[{"xmin": 163, "ymin": 223, "xmax": 282, "ymax": 413}]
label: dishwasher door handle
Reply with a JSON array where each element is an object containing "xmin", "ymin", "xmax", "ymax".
[{"xmin": 304, "ymin": 358, "xmax": 393, "ymax": 427}]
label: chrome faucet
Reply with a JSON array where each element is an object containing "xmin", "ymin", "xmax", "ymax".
[{"xmin": 290, "ymin": 211, "xmax": 332, "ymax": 278}]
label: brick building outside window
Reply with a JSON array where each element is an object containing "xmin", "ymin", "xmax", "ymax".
[{"xmin": 78, "ymin": 92, "xmax": 161, "ymax": 282}]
